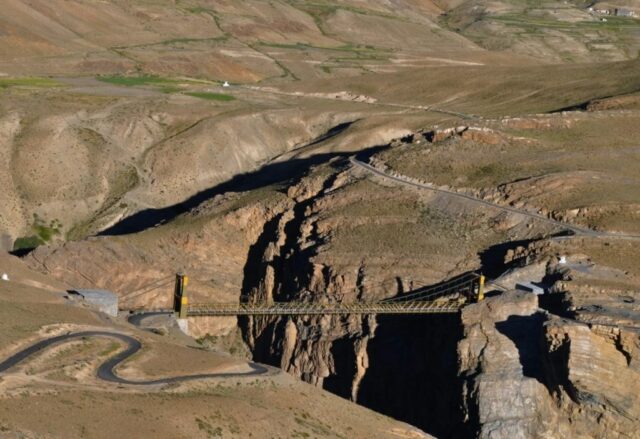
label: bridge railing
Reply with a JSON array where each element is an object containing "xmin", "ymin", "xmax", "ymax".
[
  {"xmin": 160, "ymin": 271, "xmax": 484, "ymax": 317},
  {"xmin": 381, "ymin": 272, "xmax": 481, "ymax": 303},
  {"xmin": 187, "ymin": 298, "xmax": 466, "ymax": 316}
]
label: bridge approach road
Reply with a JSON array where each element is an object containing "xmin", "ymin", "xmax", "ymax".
[{"xmin": 0, "ymin": 331, "xmax": 269, "ymax": 386}]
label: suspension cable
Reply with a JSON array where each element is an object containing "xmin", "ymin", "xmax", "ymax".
[{"xmin": 121, "ymin": 276, "xmax": 175, "ymax": 302}]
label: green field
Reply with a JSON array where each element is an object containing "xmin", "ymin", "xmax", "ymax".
[
  {"xmin": 96, "ymin": 74, "xmax": 181, "ymax": 87},
  {"xmin": 185, "ymin": 92, "xmax": 235, "ymax": 101}
]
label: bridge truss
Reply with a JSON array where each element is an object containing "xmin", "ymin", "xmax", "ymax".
[{"xmin": 181, "ymin": 272, "xmax": 484, "ymax": 317}]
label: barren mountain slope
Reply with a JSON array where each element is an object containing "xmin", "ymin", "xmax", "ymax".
[
  {"xmin": 1, "ymin": 80, "xmax": 451, "ymax": 250},
  {"xmin": 3, "ymin": 1, "xmax": 640, "ymax": 437},
  {"xmin": 23, "ymin": 101, "xmax": 640, "ymax": 436},
  {"xmin": 4, "ymin": 0, "xmax": 636, "ymax": 81},
  {"xmin": 0, "ymin": 253, "xmax": 430, "ymax": 439},
  {"xmin": 288, "ymin": 57, "xmax": 640, "ymax": 116},
  {"xmin": 4, "ymin": 55, "xmax": 639, "ymax": 251},
  {"xmin": 3, "ymin": 0, "xmax": 638, "ymax": 253},
  {"xmin": 439, "ymin": 0, "xmax": 640, "ymax": 62},
  {"xmin": 0, "ymin": 0, "xmax": 479, "ymax": 79}
]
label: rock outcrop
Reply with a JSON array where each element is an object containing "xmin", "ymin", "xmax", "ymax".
[
  {"xmin": 458, "ymin": 291, "xmax": 640, "ymax": 438},
  {"xmin": 458, "ymin": 292, "xmax": 571, "ymax": 438}
]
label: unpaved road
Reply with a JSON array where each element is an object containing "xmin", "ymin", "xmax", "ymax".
[
  {"xmin": 351, "ymin": 157, "xmax": 640, "ymax": 241},
  {"xmin": 237, "ymin": 85, "xmax": 478, "ymax": 120},
  {"xmin": 0, "ymin": 331, "xmax": 269, "ymax": 386}
]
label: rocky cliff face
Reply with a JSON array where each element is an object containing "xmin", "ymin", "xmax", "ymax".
[
  {"xmin": 239, "ymin": 164, "xmax": 376, "ymax": 392},
  {"xmin": 230, "ymin": 157, "xmax": 562, "ymax": 437},
  {"xmin": 458, "ymin": 291, "xmax": 640, "ymax": 438},
  {"xmin": 458, "ymin": 292, "xmax": 571, "ymax": 438}
]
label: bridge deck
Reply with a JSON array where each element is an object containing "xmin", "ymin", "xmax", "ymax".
[
  {"xmin": 186, "ymin": 299, "xmax": 466, "ymax": 316},
  {"xmin": 122, "ymin": 272, "xmax": 482, "ymax": 317}
]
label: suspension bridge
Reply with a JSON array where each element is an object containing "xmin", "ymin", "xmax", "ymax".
[{"xmin": 125, "ymin": 272, "xmax": 486, "ymax": 318}]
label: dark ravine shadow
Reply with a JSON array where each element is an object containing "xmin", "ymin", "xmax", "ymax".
[
  {"xmin": 9, "ymin": 247, "xmax": 35, "ymax": 257},
  {"xmin": 99, "ymin": 144, "xmax": 388, "ymax": 237},
  {"xmin": 380, "ymin": 271, "xmax": 479, "ymax": 303},
  {"xmin": 494, "ymin": 313, "xmax": 547, "ymax": 383},
  {"xmin": 323, "ymin": 335, "xmax": 358, "ymax": 399},
  {"xmin": 304, "ymin": 120, "xmax": 357, "ymax": 148},
  {"xmin": 549, "ymin": 86, "xmax": 640, "ymax": 113},
  {"xmin": 538, "ymin": 293, "xmax": 573, "ymax": 318},
  {"xmin": 478, "ymin": 231, "xmax": 573, "ymax": 278},
  {"xmin": 479, "ymin": 238, "xmax": 542, "ymax": 278},
  {"xmin": 356, "ymin": 314, "xmax": 468, "ymax": 439},
  {"xmin": 239, "ymin": 213, "xmax": 284, "ymax": 303}
]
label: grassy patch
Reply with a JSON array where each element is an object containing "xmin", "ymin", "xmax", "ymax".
[
  {"xmin": 184, "ymin": 92, "xmax": 235, "ymax": 101},
  {"xmin": 96, "ymin": 74, "xmax": 179, "ymax": 87},
  {"xmin": 13, "ymin": 215, "xmax": 62, "ymax": 251},
  {"xmin": 0, "ymin": 77, "xmax": 62, "ymax": 89},
  {"xmin": 96, "ymin": 75, "xmax": 231, "ymax": 98},
  {"xmin": 96, "ymin": 74, "xmax": 216, "ymax": 90},
  {"xmin": 492, "ymin": 13, "xmax": 640, "ymax": 30},
  {"xmin": 13, "ymin": 236, "xmax": 44, "ymax": 251},
  {"xmin": 185, "ymin": 6, "xmax": 211, "ymax": 14}
]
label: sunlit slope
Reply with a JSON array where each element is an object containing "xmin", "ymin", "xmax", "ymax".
[
  {"xmin": 0, "ymin": 0, "xmax": 474, "ymax": 80},
  {"xmin": 290, "ymin": 58, "xmax": 640, "ymax": 116}
]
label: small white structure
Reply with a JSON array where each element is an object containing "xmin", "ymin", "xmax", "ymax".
[
  {"xmin": 516, "ymin": 282, "xmax": 545, "ymax": 296},
  {"xmin": 1, "ymin": 273, "xmax": 8, "ymax": 281},
  {"xmin": 558, "ymin": 256, "xmax": 567, "ymax": 265},
  {"xmin": 222, "ymin": 81, "xmax": 230, "ymax": 87}
]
